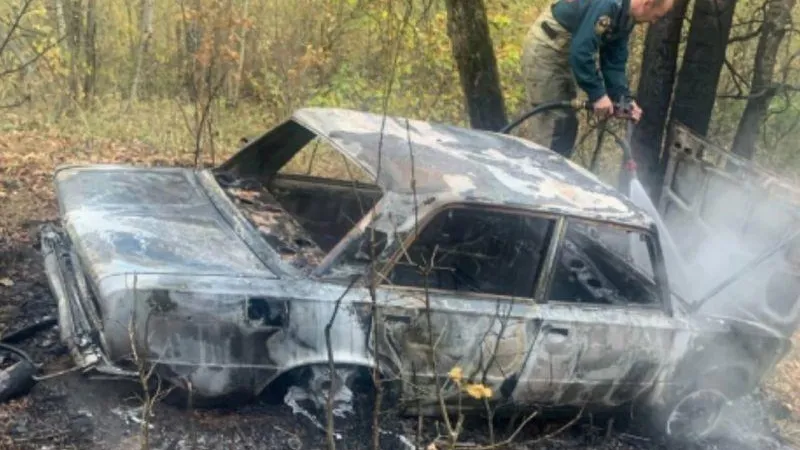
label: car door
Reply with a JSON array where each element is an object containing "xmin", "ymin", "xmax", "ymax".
[
  {"xmin": 372, "ymin": 204, "xmax": 558, "ymax": 411},
  {"xmin": 510, "ymin": 217, "xmax": 684, "ymax": 408}
]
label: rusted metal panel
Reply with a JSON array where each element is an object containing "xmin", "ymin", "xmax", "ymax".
[
  {"xmin": 660, "ymin": 121, "xmax": 800, "ymax": 335},
  {"xmin": 660, "ymin": 122, "xmax": 800, "ymax": 257}
]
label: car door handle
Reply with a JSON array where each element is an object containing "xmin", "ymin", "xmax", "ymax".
[
  {"xmin": 542, "ymin": 325, "xmax": 570, "ymax": 354},
  {"xmin": 383, "ymin": 313, "xmax": 412, "ymax": 324},
  {"xmin": 545, "ymin": 326, "xmax": 569, "ymax": 337}
]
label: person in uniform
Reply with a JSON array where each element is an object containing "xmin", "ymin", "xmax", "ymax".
[{"xmin": 521, "ymin": 0, "xmax": 674, "ymax": 157}]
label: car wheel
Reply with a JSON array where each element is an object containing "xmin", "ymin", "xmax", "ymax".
[
  {"xmin": 662, "ymin": 387, "xmax": 729, "ymax": 442},
  {"xmin": 284, "ymin": 365, "xmax": 361, "ymax": 419},
  {"xmin": 651, "ymin": 363, "xmax": 747, "ymax": 444}
]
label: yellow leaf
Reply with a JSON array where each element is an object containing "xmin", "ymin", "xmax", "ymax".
[
  {"xmin": 0, "ymin": 277, "xmax": 14, "ymax": 287},
  {"xmin": 465, "ymin": 383, "xmax": 493, "ymax": 400},
  {"xmin": 448, "ymin": 366, "xmax": 463, "ymax": 384}
]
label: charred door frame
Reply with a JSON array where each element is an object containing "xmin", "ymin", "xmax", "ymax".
[
  {"xmin": 537, "ymin": 216, "xmax": 673, "ymax": 316},
  {"xmin": 375, "ymin": 201, "xmax": 565, "ymax": 302},
  {"xmin": 510, "ymin": 215, "xmax": 678, "ymax": 407},
  {"xmin": 370, "ymin": 202, "xmax": 566, "ymax": 408}
]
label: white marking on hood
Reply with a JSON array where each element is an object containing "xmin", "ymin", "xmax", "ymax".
[
  {"xmin": 443, "ymin": 174, "xmax": 476, "ymax": 194},
  {"xmin": 484, "ymin": 165, "xmax": 629, "ymax": 212}
]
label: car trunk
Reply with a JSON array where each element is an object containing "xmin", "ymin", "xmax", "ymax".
[
  {"xmin": 45, "ymin": 165, "xmax": 284, "ymax": 386},
  {"xmin": 53, "ymin": 165, "xmax": 274, "ymax": 281}
]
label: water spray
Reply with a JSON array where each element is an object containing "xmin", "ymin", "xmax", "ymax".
[
  {"xmin": 501, "ymin": 98, "xmax": 697, "ymax": 303},
  {"xmin": 500, "ymin": 97, "xmax": 639, "ymax": 182}
]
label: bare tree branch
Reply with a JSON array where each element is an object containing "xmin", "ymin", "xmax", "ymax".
[
  {"xmin": 728, "ymin": 25, "xmax": 764, "ymax": 43},
  {"xmin": 0, "ymin": 0, "xmax": 34, "ymax": 58},
  {"xmin": 723, "ymin": 58, "xmax": 752, "ymax": 95},
  {"xmin": 324, "ymin": 275, "xmax": 360, "ymax": 450},
  {"xmin": 520, "ymin": 404, "xmax": 587, "ymax": 445},
  {"xmin": 0, "ymin": 35, "xmax": 67, "ymax": 78},
  {"xmin": 719, "ymin": 82, "xmax": 800, "ymax": 99}
]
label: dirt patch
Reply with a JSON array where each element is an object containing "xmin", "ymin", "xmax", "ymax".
[{"xmin": 765, "ymin": 333, "xmax": 800, "ymax": 447}]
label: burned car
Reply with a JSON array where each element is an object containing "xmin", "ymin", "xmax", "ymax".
[{"xmin": 40, "ymin": 107, "xmax": 791, "ymax": 442}]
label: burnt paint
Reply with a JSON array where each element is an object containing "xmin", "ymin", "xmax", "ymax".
[
  {"xmin": 219, "ymin": 107, "xmax": 655, "ymax": 231},
  {"xmin": 42, "ymin": 108, "xmax": 792, "ymax": 419}
]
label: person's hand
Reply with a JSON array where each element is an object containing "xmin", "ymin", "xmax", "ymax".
[
  {"xmin": 593, "ymin": 95, "xmax": 614, "ymax": 119},
  {"xmin": 630, "ymin": 100, "xmax": 642, "ymax": 123}
]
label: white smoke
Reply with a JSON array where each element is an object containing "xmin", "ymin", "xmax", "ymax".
[
  {"xmin": 623, "ymin": 163, "xmax": 800, "ymax": 446},
  {"xmin": 626, "ymin": 164, "xmax": 800, "ymax": 338}
]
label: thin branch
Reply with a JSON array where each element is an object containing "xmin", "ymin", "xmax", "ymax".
[
  {"xmin": 373, "ymin": 0, "xmax": 414, "ymax": 188},
  {"xmin": 420, "ymin": 246, "xmax": 456, "ymax": 439},
  {"xmin": 723, "ymin": 58, "xmax": 751, "ymax": 95},
  {"xmin": 728, "ymin": 24, "xmax": 764, "ymax": 43},
  {"xmin": 770, "ymin": 104, "xmax": 800, "ymax": 146},
  {"xmin": 192, "ymin": 69, "xmax": 229, "ymax": 167},
  {"xmin": 0, "ymin": 35, "xmax": 67, "ymax": 78},
  {"xmin": 0, "ymin": 18, "xmax": 51, "ymax": 38},
  {"xmin": 521, "ymin": 404, "xmax": 586, "ymax": 445},
  {"xmin": 324, "ymin": 274, "xmax": 360, "ymax": 450},
  {"xmin": 0, "ymin": 0, "xmax": 34, "ymax": 58},
  {"xmin": 718, "ymin": 82, "xmax": 800, "ymax": 99},
  {"xmin": 454, "ymin": 409, "xmax": 540, "ymax": 450}
]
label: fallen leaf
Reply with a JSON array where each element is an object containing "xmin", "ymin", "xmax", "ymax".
[
  {"xmin": 464, "ymin": 383, "xmax": 493, "ymax": 400},
  {"xmin": 0, "ymin": 278, "xmax": 13, "ymax": 287},
  {"xmin": 448, "ymin": 366, "xmax": 463, "ymax": 385}
]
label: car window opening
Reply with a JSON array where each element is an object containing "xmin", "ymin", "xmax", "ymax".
[
  {"xmin": 384, "ymin": 207, "xmax": 555, "ymax": 298},
  {"xmin": 548, "ymin": 219, "xmax": 661, "ymax": 306},
  {"xmin": 216, "ymin": 136, "xmax": 383, "ymax": 269}
]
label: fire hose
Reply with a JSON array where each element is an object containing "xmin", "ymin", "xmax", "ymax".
[
  {"xmin": 498, "ymin": 98, "xmax": 639, "ymax": 185},
  {"xmin": 0, "ymin": 318, "xmax": 61, "ymax": 404},
  {"xmin": 500, "ymin": 99, "xmax": 800, "ymax": 314}
]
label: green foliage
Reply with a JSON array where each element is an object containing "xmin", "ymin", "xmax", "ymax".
[{"xmin": 1, "ymin": 0, "xmax": 799, "ymax": 180}]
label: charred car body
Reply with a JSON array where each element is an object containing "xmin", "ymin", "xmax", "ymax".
[{"xmin": 40, "ymin": 107, "xmax": 793, "ymax": 441}]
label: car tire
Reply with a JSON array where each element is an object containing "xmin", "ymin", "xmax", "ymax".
[
  {"xmin": 660, "ymin": 387, "xmax": 729, "ymax": 442},
  {"xmin": 650, "ymin": 364, "xmax": 748, "ymax": 444}
]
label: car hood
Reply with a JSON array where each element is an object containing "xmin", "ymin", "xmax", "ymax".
[{"xmin": 54, "ymin": 165, "xmax": 276, "ymax": 281}]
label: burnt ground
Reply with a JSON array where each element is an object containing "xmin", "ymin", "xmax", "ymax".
[
  {"xmin": 1, "ymin": 131, "xmax": 799, "ymax": 449},
  {"xmin": 0, "ymin": 233, "xmax": 797, "ymax": 450}
]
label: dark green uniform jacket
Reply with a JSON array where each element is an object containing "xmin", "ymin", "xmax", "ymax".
[{"xmin": 551, "ymin": 0, "xmax": 634, "ymax": 103}]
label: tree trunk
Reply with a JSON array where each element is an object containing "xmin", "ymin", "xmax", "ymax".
[
  {"xmin": 0, "ymin": 23, "xmax": 32, "ymax": 79},
  {"xmin": 128, "ymin": 0, "xmax": 155, "ymax": 106},
  {"xmin": 65, "ymin": 0, "xmax": 85, "ymax": 100},
  {"xmin": 52, "ymin": 0, "xmax": 67, "ymax": 42},
  {"xmin": 731, "ymin": 0, "xmax": 795, "ymax": 159},
  {"xmin": 444, "ymin": 0, "xmax": 507, "ymax": 131},
  {"xmin": 229, "ymin": 0, "xmax": 250, "ymax": 105},
  {"xmin": 669, "ymin": 0, "xmax": 739, "ymax": 136},
  {"xmin": 630, "ymin": 0, "xmax": 690, "ymax": 200},
  {"xmin": 83, "ymin": 0, "xmax": 97, "ymax": 104}
]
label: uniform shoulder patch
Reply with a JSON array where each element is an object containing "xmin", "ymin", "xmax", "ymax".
[{"xmin": 594, "ymin": 15, "xmax": 611, "ymax": 36}]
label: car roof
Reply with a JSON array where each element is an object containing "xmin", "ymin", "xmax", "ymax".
[{"xmin": 291, "ymin": 107, "xmax": 654, "ymax": 230}]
